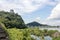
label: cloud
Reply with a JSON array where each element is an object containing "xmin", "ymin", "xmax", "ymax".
[
  {"xmin": 42, "ymin": 20, "xmax": 60, "ymax": 26},
  {"xmin": 34, "ymin": 17, "xmax": 41, "ymax": 22},
  {"xmin": 0, "ymin": 0, "xmax": 58, "ymax": 15},
  {"xmin": 43, "ymin": 3, "xmax": 60, "ymax": 26},
  {"xmin": 47, "ymin": 3, "xmax": 60, "ymax": 20}
]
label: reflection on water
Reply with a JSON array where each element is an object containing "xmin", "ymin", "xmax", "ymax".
[{"xmin": 31, "ymin": 35, "xmax": 52, "ymax": 40}]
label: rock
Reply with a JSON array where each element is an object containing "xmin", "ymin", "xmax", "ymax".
[{"xmin": 0, "ymin": 24, "xmax": 9, "ymax": 40}]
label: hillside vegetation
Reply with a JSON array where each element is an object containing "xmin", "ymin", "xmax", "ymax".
[{"xmin": 0, "ymin": 10, "xmax": 27, "ymax": 29}]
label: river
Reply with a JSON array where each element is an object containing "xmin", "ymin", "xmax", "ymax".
[{"xmin": 39, "ymin": 28, "xmax": 60, "ymax": 32}]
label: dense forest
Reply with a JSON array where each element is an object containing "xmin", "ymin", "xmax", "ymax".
[{"xmin": 0, "ymin": 10, "xmax": 27, "ymax": 29}]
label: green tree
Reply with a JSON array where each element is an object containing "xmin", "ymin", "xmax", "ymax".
[{"xmin": 0, "ymin": 10, "xmax": 27, "ymax": 29}]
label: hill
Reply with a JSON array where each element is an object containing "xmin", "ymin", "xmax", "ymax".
[
  {"xmin": 26, "ymin": 21, "xmax": 49, "ymax": 27},
  {"xmin": 0, "ymin": 9, "xmax": 27, "ymax": 29}
]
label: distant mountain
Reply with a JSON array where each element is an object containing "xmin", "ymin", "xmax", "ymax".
[{"xmin": 26, "ymin": 21, "xmax": 48, "ymax": 27}]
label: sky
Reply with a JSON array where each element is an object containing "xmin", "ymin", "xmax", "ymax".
[{"xmin": 0, "ymin": 0, "xmax": 60, "ymax": 26}]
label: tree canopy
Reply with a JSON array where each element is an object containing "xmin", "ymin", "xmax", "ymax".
[{"xmin": 0, "ymin": 10, "xmax": 27, "ymax": 29}]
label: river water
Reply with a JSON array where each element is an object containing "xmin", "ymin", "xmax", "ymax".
[{"xmin": 39, "ymin": 28, "xmax": 60, "ymax": 32}]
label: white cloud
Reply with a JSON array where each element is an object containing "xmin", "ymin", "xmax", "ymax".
[
  {"xmin": 34, "ymin": 17, "xmax": 41, "ymax": 22},
  {"xmin": 42, "ymin": 20, "xmax": 60, "ymax": 26},
  {"xmin": 47, "ymin": 3, "xmax": 60, "ymax": 20},
  {"xmin": 43, "ymin": 3, "xmax": 60, "ymax": 26},
  {"xmin": 0, "ymin": 0, "xmax": 58, "ymax": 15}
]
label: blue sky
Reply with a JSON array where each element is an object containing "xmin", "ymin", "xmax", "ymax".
[
  {"xmin": 21, "ymin": 5, "xmax": 54, "ymax": 23},
  {"xmin": 0, "ymin": 0, "xmax": 60, "ymax": 26}
]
